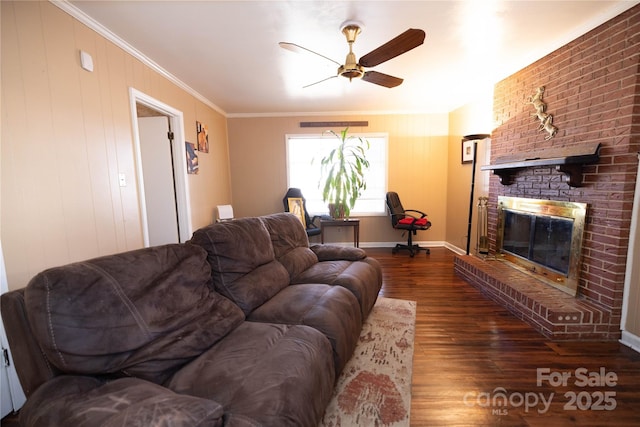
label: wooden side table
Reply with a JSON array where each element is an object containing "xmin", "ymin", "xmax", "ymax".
[{"xmin": 320, "ymin": 218, "xmax": 360, "ymax": 247}]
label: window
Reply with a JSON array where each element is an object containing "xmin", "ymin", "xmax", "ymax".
[{"xmin": 286, "ymin": 133, "xmax": 388, "ymax": 215}]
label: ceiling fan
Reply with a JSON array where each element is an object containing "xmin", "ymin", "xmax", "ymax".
[{"xmin": 280, "ymin": 21, "xmax": 425, "ymax": 88}]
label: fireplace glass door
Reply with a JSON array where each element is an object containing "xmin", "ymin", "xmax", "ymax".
[
  {"xmin": 503, "ymin": 211, "xmax": 573, "ymax": 275},
  {"xmin": 496, "ymin": 196, "xmax": 587, "ymax": 296}
]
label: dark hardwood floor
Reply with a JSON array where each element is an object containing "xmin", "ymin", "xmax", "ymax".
[
  {"xmin": 368, "ymin": 247, "xmax": 640, "ymax": 427},
  {"xmin": 3, "ymin": 247, "xmax": 639, "ymax": 426}
]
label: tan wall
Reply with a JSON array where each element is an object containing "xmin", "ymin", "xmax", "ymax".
[
  {"xmin": 1, "ymin": 1, "xmax": 231, "ymax": 290},
  {"xmin": 446, "ymin": 100, "xmax": 493, "ymax": 253},
  {"xmin": 227, "ymin": 114, "xmax": 449, "ymax": 245},
  {"xmin": 446, "ymin": 108, "xmax": 473, "ymax": 252}
]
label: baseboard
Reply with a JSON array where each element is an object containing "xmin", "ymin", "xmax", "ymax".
[
  {"xmin": 310, "ymin": 241, "xmax": 469, "ymax": 260},
  {"xmin": 620, "ymin": 330, "xmax": 640, "ymax": 353},
  {"xmin": 358, "ymin": 241, "xmax": 446, "ymax": 249},
  {"xmin": 310, "ymin": 240, "xmax": 455, "ymax": 250},
  {"xmin": 443, "ymin": 242, "xmax": 466, "ymax": 255}
]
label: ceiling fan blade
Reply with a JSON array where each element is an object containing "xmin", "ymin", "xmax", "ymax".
[
  {"xmin": 362, "ymin": 71, "xmax": 403, "ymax": 88},
  {"xmin": 279, "ymin": 42, "xmax": 341, "ymax": 66},
  {"xmin": 359, "ymin": 29, "xmax": 425, "ymax": 68},
  {"xmin": 303, "ymin": 74, "xmax": 338, "ymax": 88}
]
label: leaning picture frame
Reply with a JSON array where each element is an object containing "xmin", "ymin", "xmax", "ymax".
[
  {"xmin": 461, "ymin": 139, "xmax": 474, "ymax": 164},
  {"xmin": 287, "ymin": 197, "xmax": 306, "ymax": 228}
]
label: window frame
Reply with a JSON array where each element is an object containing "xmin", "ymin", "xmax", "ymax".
[{"xmin": 285, "ymin": 132, "xmax": 388, "ymax": 217}]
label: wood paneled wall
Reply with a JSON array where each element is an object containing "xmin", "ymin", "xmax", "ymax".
[{"xmin": 1, "ymin": 1, "xmax": 231, "ymax": 290}]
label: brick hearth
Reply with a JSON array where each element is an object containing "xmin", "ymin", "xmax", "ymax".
[
  {"xmin": 454, "ymin": 255, "xmax": 614, "ymax": 340},
  {"xmin": 455, "ymin": 5, "xmax": 639, "ymax": 341}
]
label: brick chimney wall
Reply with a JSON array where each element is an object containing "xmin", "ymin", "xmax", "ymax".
[{"xmin": 487, "ymin": 4, "xmax": 640, "ymax": 328}]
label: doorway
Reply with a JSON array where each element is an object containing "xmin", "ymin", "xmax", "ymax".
[
  {"xmin": 137, "ymin": 116, "xmax": 179, "ymax": 245},
  {"xmin": 129, "ymin": 89, "xmax": 192, "ymax": 246}
]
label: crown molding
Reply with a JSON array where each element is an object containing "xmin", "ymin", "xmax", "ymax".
[{"xmin": 50, "ymin": 0, "xmax": 227, "ymax": 117}]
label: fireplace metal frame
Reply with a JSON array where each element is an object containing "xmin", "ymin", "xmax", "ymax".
[{"xmin": 496, "ymin": 196, "xmax": 587, "ymax": 296}]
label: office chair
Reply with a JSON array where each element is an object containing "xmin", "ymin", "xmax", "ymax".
[
  {"xmin": 283, "ymin": 188, "xmax": 329, "ymax": 238},
  {"xmin": 386, "ymin": 191, "xmax": 431, "ymax": 257}
]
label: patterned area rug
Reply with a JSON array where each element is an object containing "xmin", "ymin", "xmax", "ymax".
[{"xmin": 319, "ymin": 297, "xmax": 417, "ymax": 427}]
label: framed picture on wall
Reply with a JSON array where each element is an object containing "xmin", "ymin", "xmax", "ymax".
[
  {"xmin": 185, "ymin": 141, "xmax": 199, "ymax": 174},
  {"xmin": 196, "ymin": 121, "xmax": 209, "ymax": 153},
  {"xmin": 461, "ymin": 139, "xmax": 474, "ymax": 164}
]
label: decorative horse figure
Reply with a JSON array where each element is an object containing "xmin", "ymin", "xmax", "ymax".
[
  {"xmin": 540, "ymin": 115, "xmax": 558, "ymax": 140},
  {"xmin": 528, "ymin": 86, "xmax": 558, "ymax": 140},
  {"xmin": 528, "ymin": 86, "xmax": 546, "ymax": 115}
]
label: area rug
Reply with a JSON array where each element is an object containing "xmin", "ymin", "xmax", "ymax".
[{"xmin": 319, "ymin": 297, "xmax": 417, "ymax": 427}]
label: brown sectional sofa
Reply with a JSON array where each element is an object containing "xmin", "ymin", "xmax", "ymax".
[{"xmin": 1, "ymin": 213, "xmax": 382, "ymax": 426}]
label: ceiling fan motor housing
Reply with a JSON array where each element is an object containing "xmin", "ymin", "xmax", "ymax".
[
  {"xmin": 339, "ymin": 23, "xmax": 364, "ymax": 80},
  {"xmin": 339, "ymin": 53, "xmax": 364, "ymax": 80}
]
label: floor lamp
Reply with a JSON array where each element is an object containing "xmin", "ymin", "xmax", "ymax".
[{"xmin": 464, "ymin": 134, "xmax": 491, "ymax": 255}]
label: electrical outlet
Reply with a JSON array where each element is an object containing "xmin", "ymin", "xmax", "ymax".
[{"xmin": 119, "ymin": 173, "xmax": 127, "ymax": 187}]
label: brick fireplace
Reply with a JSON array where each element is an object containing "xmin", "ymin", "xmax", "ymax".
[{"xmin": 454, "ymin": 4, "xmax": 640, "ymax": 340}]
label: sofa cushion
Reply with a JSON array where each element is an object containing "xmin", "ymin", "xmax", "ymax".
[
  {"xmin": 190, "ymin": 217, "xmax": 291, "ymax": 315},
  {"xmin": 260, "ymin": 213, "xmax": 319, "ymax": 278},
  {"xmin": 0, "ymin": 289, "xmax": 60, "ymax": 397},
  {"xmin": 24, "ymin": 244, "xmax": 245, "ymax": 384},
  {"xmin": 248, "ymin": 284, "xmax": 361, "ymax": 376},
  {"xmin": 310, "ymin": 244, "xmax": 367, "ymax": 261},
  {"xmin": 166, "ymin": 321, "xmax": 335, "ymax": 427},
  {"xmin": 19, "ymin": 376, "xmax": 225, "ymax": 427},
  {"xmin": 291, "ymin": 258, "xmax": 382, "ymax": 319}
]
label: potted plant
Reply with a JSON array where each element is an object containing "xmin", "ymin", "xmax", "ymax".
[{"xmin": 317, "ymin": 128, "xmax": 370, "ymax": 218}]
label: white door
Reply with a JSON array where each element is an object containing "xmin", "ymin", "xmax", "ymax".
[
  {"xmin": 1, "ymin": 242, "xmax": 26, "ymax": 415},
  {"xmin": 138, "ymin": 116, "xmax": 180, "ymax": 246}
]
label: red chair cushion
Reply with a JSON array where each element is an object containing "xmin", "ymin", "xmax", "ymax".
[{"xmin": 398, "ymin": 217, "xmax": 429, "ymax": 226}]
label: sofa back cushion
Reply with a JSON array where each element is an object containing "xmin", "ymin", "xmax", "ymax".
[
  {"xmin": 24, "ymin": 244, "xmax": 245, "ymax": 384},
  {"xmin": 260, "ymin": 213, "xmax": 318, "ymax": 279},
  {"xmin": 190, "ymin": 217, "xmax": 290, "ymax": 315}
]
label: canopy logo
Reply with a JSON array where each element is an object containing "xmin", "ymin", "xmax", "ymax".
[
  {"xmin": 463, "ymin": 367, "xmax": 618, "ymax": 416},
  {"xmin": 463, "ymin": 388, "xmax": 553, "ymax": 414}
]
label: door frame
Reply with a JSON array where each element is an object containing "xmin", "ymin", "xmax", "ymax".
[
  {"xmin": 621, "ymin": 153, "xmax": 640, "ymax": 352},
  {"xmin": 1, "ymin": 242, "xmax": 27, "ymax": 414},
  {"xmin": 129, "ymin": 88, "xmax": 192, "ymax": 245}
]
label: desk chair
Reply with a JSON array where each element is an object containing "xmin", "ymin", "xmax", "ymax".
[{"xmin": 386, "ymin": 191, "xmax": 431, "ymax": 257}]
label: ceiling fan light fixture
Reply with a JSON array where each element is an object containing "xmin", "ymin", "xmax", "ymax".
[
  {"xmin": 339, "ymin": 50, "xmax": 363, "ymax": 80},
  {"xmin": 338, "ymin": 63, "xmax": 364, "ymax": 80}
]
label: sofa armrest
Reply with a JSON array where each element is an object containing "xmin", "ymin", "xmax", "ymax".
[
  {"xmin": 20, "ymin": 376, "xmax": 226, "ymax": 427},
  {"xmin": 1, "ymin": 289, "xmax": 59, "ymax": 397},
  {"xmin": 310, "ymin": 244, "xmax": 367, "ymax": 261}
]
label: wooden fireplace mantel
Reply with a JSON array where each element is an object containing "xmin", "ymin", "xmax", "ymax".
[{"xmin": 480, "ymin": 142, "xmax": 601, "ymax": 187}]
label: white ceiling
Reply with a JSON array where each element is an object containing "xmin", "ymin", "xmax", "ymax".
[{"xmin": 67, "ymin": 0, "xmax": 638, "ymax": 117}]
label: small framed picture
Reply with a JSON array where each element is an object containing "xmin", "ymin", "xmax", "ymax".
[
  {"xmin": 461, "ymin": 139, "xmax": 474, "ymax": 164},
  {"xmin": 196, "ymin": 121, "xmax": 209, "ymax": 153},
  {"xmin": 185, "ymin": 141, "xmax": 199, "ymax": 174}
]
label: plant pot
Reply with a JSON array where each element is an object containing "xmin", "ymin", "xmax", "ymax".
[{"xmin": 328, "ymin": 203, "xmax": 346, "ymax": 219}]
